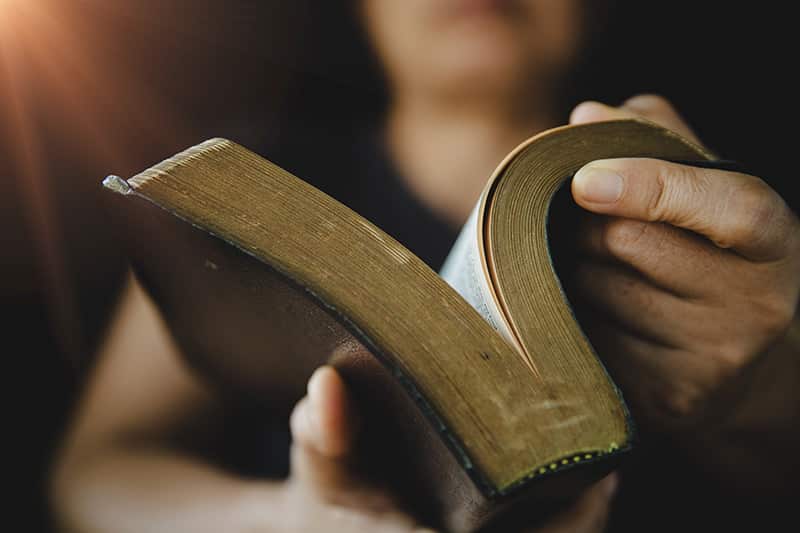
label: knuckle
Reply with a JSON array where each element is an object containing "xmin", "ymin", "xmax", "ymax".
[
  {"xmin": 647, "ymin": 164, "xmax": 709, "ymax": 224},
  {"xmin": 645, "ymin": 170, "xmax": 669, "ymax": 221},
  {"xmin": 603, "ymin": 218, "xmax": 650, "ymax": 257},
  {"xmin": 754, "ymin": 293, "xmax": 796, "ymax": 339},
  {"xmin": 721, "ymin": 178, "xmax": 776, "ymax": 248},
  {"xmin": 658, "ymin": 352, "xmax": 741, "ymax": 422},
  {"xmin": 645, "ymin": 166, "xmax": 681, "ymax": 221},
  {"xmin": 660, "ymin": 383, "xmax": 706, "ymax": 420},
  {"xmin": 708, "ymin": 347, "xmax": 746, "ymax": 384}
]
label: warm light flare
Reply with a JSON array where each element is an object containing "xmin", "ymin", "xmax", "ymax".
[
  {"xmin": 0, "ymin": 0, "xmax": 22, "ymax": 18},
  {"xmin": 0, "ymin": 0, "xmax": 40, "ymax": 38},
  {"xmin": 0, "ymin": 0, "xmax": 191, "ymax": 361},
  {"xmin": 1, "ymin": 0, "xmax": 190, "ymax": 164}
]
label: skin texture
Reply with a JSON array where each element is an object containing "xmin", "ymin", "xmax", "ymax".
[
  {"xmin": 51, "ymin": 277, "xmax": 617, "ymax": 532},
  {"xmin": 569, "ymin": 96, "xmax": 800, "ymax": 489},
  {"xmin": 50, "ymin": 2, "xmax": 800, "ymax": 531},
  {"xmin": 50, "ymin": 98, "xmax": 800, "ymax": 532},
  {"xmin": 53, "ymin": 3, "xmax": 622, "ymax": 531}
]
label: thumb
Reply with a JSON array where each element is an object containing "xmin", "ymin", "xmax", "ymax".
[
  {"xmin": 572, "ymin": 158, "xmax": 796, "ymax": 261},
  {"xmin": 289, "ymin": 366, "xmax": 361, "ymax": 494},
  {"xmin": 289, "ymin": 367, "xmax": 420, "ymax": 519}
]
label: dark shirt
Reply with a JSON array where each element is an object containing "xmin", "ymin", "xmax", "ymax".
[{"xmin": 269, "ymin": 126, "xmax": 460, "ymax": 272}]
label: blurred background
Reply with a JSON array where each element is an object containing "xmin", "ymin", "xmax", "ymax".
[{"xmin": 1, "ymin": 1, "xmax": 795, "ymax": 529}]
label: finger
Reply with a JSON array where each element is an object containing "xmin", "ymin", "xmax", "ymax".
[
  {"xmin": 573, "ymin": 261, "xmax": 697, "ymax": 349},
  {"xmin": 580, "ymin": 312, "xmax": 728, "ymax": 423},
  {"xmin": 290, "ymin": 366, "xmax": 366, "ymax": 497},
  {"xmin": 576, "ymin": 214, "xmax": 729, "ymax": 297},
  {"xmin": 621, "ymin": 94, "xmax": 702, "ymax": 144},
  {"xmin": 572, "ymin": 158, "xmax": 798, "ymax": 261},
  {"xmin": 290, "ymin": 365, "xmax": 359, "ymax": 458},
  {"xmin": 289, "ymin": 370, "xmax": 435, "ymax": 530},
  {"xmin": 527, "ymin": 473, "xmax": 618, "ymax": 533},
  {"xmin": 573, "ymin": 260, "xmax": 749, "ymax": 354},
  {"xmin": 579, "ymin": 315, "xmax": 684, "ymax": 423},
  {"xmin": 570, "ymin": 95, "xmax": 701, "ymax": 144},
  {"xmin": 570, "ymin": 100, "xmax": 631, "ymax": 125}
]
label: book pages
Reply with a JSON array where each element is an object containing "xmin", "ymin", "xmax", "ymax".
[{"xmin": 440, "ymin": 201, "xmax": 516, "ymax": 346}]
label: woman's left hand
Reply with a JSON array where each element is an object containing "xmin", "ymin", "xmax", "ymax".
[{"xmin": 568, "ymin": 95, "xmax": 800, "ymax": 434}]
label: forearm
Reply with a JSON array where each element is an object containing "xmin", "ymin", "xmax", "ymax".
[
  {"xmin": 51, "ymin": 443, "xmax": 285, "ymax": 533},
  {"xmin": 49, "ymin": 275, "xmax": 287, "ymax": 532}
]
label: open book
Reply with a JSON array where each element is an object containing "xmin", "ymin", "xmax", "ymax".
[{"xmin": 103, "ymin": 119, "xmax": 713, "ymax": 531}]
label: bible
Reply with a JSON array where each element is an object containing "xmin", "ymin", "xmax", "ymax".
[{"xmin": 103, "ymin": 119, "xmax": 713, "ymax": 531}]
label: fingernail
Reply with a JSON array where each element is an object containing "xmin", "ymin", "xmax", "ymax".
[{"xmin": 574, "ymin": 166, "xmax": 624, "ymax": 203}]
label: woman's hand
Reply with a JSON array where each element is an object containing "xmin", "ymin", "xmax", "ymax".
[
  {"xmin": 51, "ymin": 278, "xmax": 435, "ymax": 533},
  {"xmin": 277, "ymin": 366, "xmax": 433, "ymax": 533},
  {"xmin": 284, "ymin": 366, "xmax": 618, "ymax": 533},
  {"xmin": 568, "ymin": 96, "xmax": 800, "ymax": 457},
  {"xmin": 54, "ymin": 277, "xmax": 617, "ymax": 533}
]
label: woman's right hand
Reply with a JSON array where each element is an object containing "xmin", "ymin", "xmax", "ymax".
[
  {"xmin": 273, "ymin": 366, "xmax": 435, "ymax": 532},
  {"xmin": 273, "ymin": 366, "xmax": 618, "ymax": 533},
  {"xmin": 51, "ymin": 277, "xmax": 616, "ymax": 533}
]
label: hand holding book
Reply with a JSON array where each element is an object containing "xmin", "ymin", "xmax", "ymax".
[
  {"xmin": 283, "ymin": 366, "xmax": 618, "ymax": 533},
  {"xmin": 91, "ymin": 98, "xmax": 800, "ymax": 532},
  {"xmin": 567, "ymin": 97, "xmax": 800, "ymax": 483}
]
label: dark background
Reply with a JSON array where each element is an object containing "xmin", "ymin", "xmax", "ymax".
[{"xmin": 1, "ymin": 1, "xmax": 795, "ymax": 530}]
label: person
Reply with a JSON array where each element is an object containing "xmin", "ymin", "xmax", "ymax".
[{"xmin": 50, "ymin": 1, "xmax": 800, "ymax": 532}]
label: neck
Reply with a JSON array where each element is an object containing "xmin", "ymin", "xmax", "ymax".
[{"xmin": 386, "ymin": 86, "xmax": 559, "ymax": 227}]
